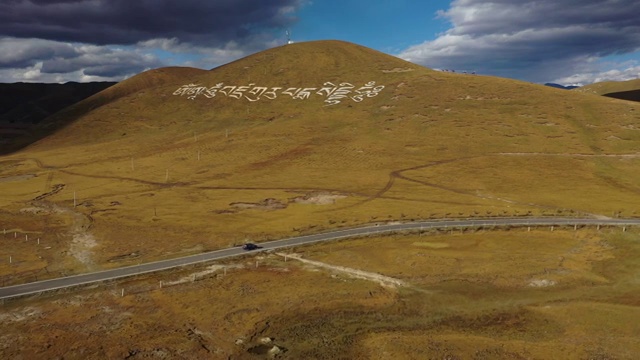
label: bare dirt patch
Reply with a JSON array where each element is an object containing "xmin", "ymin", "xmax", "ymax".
[
  {"xmin": 70, "ymin": 233, "xmax": 98, "ymax": 268},
  {"xmin": 412, "ymin": 241, "xmax": 450, "ymax": 249},
  {"xmin": 19, "ymin": 206, "xmax": 52, "ymax": 215},
  {"xmin": 290, "ymin": 193, "xmax": 346, "ymax": 205},
  {"xmin": 39, "ymin": 202, "xmax": 99, "ymax": 269},
  {"xmin": 230, "ymin": 198, "xmax": 287, "ymax": 211},
  {"xmin": 0, "ymin": 307, "xmax": 42, "ymax": 323},
  {"xmin": 381, "ymin": 68, "xmax": 415, "ymax": 73},
  {"xmin": 528, "ymin": 279, "xmax": 557, "ymax": 287},
  {"xmin": 225, "ymin": 193, "xmax": 346, "ymax": 213}
]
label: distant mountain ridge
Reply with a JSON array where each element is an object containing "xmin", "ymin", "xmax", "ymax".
[
  {"xmin": 544, "ymin": 83, "xmax": 579, "ymax": 90},
  {"xmin": 0, "ymin": 81, "xmax": 116, "ymax": 150},
  {"xmin": 0, "ymin": 82, "xmax": 116, "ymax": 125}
]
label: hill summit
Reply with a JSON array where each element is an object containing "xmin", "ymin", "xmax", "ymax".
[
  {"xmin": 28, "ymin": 40, "xmax": 425, "ymax": 149},
  {"xmin": 29, "ymin": 40, "xmax": 639, "ymax": 155}
]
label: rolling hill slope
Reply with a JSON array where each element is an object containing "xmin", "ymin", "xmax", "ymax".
[
  {"xmin": 2, "ymin": 39, "xmax": 640, "ymax": 275},
  {"xmin": 574, "ymin": 78, "xmax": 640, "ymax": 103}
]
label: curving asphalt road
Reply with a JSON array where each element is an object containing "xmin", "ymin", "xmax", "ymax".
[{"xmin": 1, "ymin": 217, "xmax": 639, "ymax": 300}]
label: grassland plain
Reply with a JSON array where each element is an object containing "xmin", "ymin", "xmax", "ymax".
[
  {"xmin": 0, "ymin": 228, "xmax": 638, "ymax": 359},
  {"xmin": 1, "ymin": 40, "xmax": 640, "ymax": 358}
]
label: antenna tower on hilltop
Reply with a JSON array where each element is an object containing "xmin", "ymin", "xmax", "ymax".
[{"xmin": 286, "ymin": 30, "xmax": 293, "ymax": 45}]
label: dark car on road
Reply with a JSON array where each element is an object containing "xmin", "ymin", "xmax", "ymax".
[{"xmin": 242, "ymin": 243, "xmax": 259, "ymax": 251}]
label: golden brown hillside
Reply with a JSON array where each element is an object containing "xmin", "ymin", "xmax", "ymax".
[
  {"xmin": 3, "ymin": 39, "xmax": 640, "ymax": 270},
  {"xmin": 29, "ymin": 40, "xmax": 423, "ymax": 148},
  {"xmin": 2, "ymin": 39, "xmax": 640, "ymax": 359},
  {"xmin": 27, "ymin": 40, "xmax": 640, "ymax": 155}
]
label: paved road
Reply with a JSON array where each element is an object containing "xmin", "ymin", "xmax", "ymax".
[{"xmin": 1, "ymin": 217, "xmax": 639, "ymax": 300}]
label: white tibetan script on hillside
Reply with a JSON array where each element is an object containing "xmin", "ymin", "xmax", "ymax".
[{"xmin": 172, "ymin": 81, "xmax": 385, "ymax": 106}]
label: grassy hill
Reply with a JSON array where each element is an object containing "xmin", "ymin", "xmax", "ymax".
[
  {"xmin": 2, "ymin": 39, "xmax": 640, "ymax": 359},
  {"xmin": 574, "ymin": 78, "xmax": 640, "ymax": 104},
  {"xmin": 2, "ymin": 39, "xmax": 640, "ymax": 266}
]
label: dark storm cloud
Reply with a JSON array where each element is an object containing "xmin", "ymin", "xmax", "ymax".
[
  {"xmin": 0, "ymin": 1, "xmax": 303, "ymax": 82},
  {"xmin": 0, "ymin": 0, "xmax": 302, "ymax": 46},
  {"xmin": 0, "ymin": 38, "xmax": 79, "ymax": 68},
  {"xmin": 399, "ymin": 0, "xmax": 640, "ymax": 82},
  {"xmin": 0, "ymin": 38, "xmax": 163, "ymax": 82}
]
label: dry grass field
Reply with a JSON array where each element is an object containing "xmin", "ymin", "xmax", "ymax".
[
  {"xmin": 1, "ymin": 228, "xmax": 639, "ymax": 359},
  {"xmin": 1, "ymin": 40, "xmax": 640, "ymax": 358}
]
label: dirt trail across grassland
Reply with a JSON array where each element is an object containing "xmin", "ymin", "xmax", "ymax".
[
  {"xmin": 276, "ymin": 253, "xmax": 406, "ymax": 288},
  {"xmin": 29, "ymin": 201, "xmax": 98, "ymax": 270},
  {"xmin": 334, "ymin": 156, "xmax": 540, "ymax": 211},
  {"xmin": 62, "ymin": 206, "xmax": 97, "ymax": 270},
  {"xmin": 17, "ymin": 156, "xmax": 371, "ymax": 198},
  {"xmin": 338, "ymin": 152, "xmax": 640, "ymax": 214}
]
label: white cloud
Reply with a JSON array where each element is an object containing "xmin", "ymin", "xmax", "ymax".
[
  {"xmin": 553, "ymin": 62, "xmax": 640, "ymax": 86},
  {"xmin": 21, "ymin": 62, "xmax": 44, "ymax": 81},
  {"xmin": 137, "ymin": 36, "xmax": 285, "ymax": 70},
  {"xmin": 398, "ymin": 0, "xmax": 640, "ymax": 84}
]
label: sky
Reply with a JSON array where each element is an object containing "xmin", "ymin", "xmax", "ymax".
[{"xmin": 1, "ymin": 0, "xmax": 639, "ymax": 86}]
